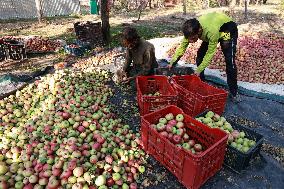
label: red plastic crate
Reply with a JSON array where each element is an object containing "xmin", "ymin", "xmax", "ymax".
[
  {"xmin": 171, "ymin": 75, "xmax": 228, "ymax": 116},
  {"xmin": 136, "ymin": 75, "xmax": 178, "ymax": 115},
  {"xmin": 141, "ymin": 105, "xmax": 228, "ymax": 189}
]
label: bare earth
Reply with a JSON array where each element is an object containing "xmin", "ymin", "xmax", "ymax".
[{"xmin": 0, "ymin": 1, "xmax": 283, "ymax": 75}]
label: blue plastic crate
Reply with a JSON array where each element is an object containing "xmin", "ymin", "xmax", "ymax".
[
  {"xmin": 64, "ymin": 44, "xmax": 84, "ymax": 56},
  {"xmin": 75, "ymin": 39, "xmax": 92, "ymax": 51}
]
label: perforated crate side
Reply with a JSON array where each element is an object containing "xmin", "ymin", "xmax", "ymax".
[{"xmin": 141, "ymin": 105, "xmax": 228, "ymax": 189}]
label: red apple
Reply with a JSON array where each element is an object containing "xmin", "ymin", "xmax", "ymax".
[
  {"xmin": 47, "ymin": 176, "xmax": 59, "ymax": 189},
  {"xmin": 194, "ymin": 144, "xmax": 203, "ymax": 152},
  {"xmin": 160, "ymin": 131, "xmax": 168, "ymax": 138},
  {"xmin": 62, "ymin": 112, "xmax": 71, "ymax": 120},
  {"xmin": 188, "ymin": 140, "xmax": 195, "ymax": 147},
  {"xmin": 82, "ymin": 121, "xmax": 90, "ymax": 128},
  {"xmin": 172, "ymin": 135, "xmax": 181, "ymax": 144},
  {"xmin": 52, "ymin": 168, "xmax": 62, "ymax": 177},
  {"xmin": 97, "ymin": 137, "xmax": 105, "ymax": 144},
  {"xmin": 106, "ymin": 178, "xmax": 115, "ymax": 187},
  {"xmin": 105, "ymin": 155, "xmax": 113, "ymax": 164},
  {"xmin": 168, "ymin": 133, "xmax": 173, "ymax": 141},
  {"xmin": 0, "ymin": 181, "xmax": 8, "ymax": 189},
  {"xmin": 60, "ymin": 170, "xmax": 72, "ymax": 179},
  {"xmin": 130, "ymin": 183, "xmax": 138, "ymax": 189},
  {"xmin": 168, "ymin": 120, "xmax": 177, "ymax": 126},
  {"xmin": 68, "ymin": 160, "xmax": 77, "ymax": 170},
  {"xmin": 23, "ymin": 183, "xmax": 33, "ymax": 189},
  {"xmin": 166, "ymin": 124, "xmax": 173, "ymax": 133},
  {"xmin": 77, "ymin": 126, "xmax": 85, "ymax": 133},
  {"xmin": 176, "ymin": 121, "xmax": 184, "ymax": 128},
  {"xmin": 182, "ymin": 133, "xmax": 189, "ymax": 141},
  {"xmin": 92, "ymin": 143, "xmax": 101, "ymax": 151}
]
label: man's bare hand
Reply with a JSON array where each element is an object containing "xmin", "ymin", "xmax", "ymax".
[
  {"xmin": 122, "ymin": 77, "xmax": 134, "ymax": 84},
  {"xmin": 194, "ymin": 70, "xmax": 200, "ymax": 76}
]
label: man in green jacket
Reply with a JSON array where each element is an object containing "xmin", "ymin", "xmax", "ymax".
[{"xmin": 169, "ymin": 12, "xmax": 239, "ymax": 100}]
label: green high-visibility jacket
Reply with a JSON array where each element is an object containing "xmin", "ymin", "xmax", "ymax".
[{"xmin": 170, "ymin": 12, "xmax": 233, "ymax": 73}]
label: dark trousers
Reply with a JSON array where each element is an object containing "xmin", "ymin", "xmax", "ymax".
[{"xmin": 196, "ymin": 21, "xmax": 238, "ymax": 96}]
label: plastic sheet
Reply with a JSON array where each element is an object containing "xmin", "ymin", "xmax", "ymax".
[{"xmin": 108, "ymin": 79, "xmax": 284, "ymax": 189}]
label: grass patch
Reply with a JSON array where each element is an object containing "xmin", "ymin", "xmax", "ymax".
[{"xmin": 109, "ymin": 23, "xmax": 179, "ymax": 48}]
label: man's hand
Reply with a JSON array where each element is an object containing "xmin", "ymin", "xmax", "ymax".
[
  {"xmin": 194, "ymin": 70, "xmax": 200, "ymax": 76},
  {"xmin": 168, "ymin": 64, "xmax": 173, "ymax": 70},
  {"xmin": 122, "ymin": 77, "xmax": 134, "ymax": 84}
]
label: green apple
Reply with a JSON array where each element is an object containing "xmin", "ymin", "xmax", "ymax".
[
  {"xmin": 15, "ymin": 181, "xmax": 24, "ymax": 189},
  {"xmin": 242, "ymin": 146, "xmax": 250, "ymax": 153},
  {"xmin": 112, "ymin": 173, "xmax": 121, "ymax": 181},
  {"xmin": 236, "ymin": 138, "xmax": 244, "ymax": 144},
  {"xmin": 230, "ymin": 142, "xmax": 237, "ymax": 148},
  {"xmin": 159, "ymin": 118, "xmax": 167, "ymax": 124},
  {"xmin": 165, "ymin": 113, "xmax": 174, "ymax": 121},
  {"xmin": 95, "ymin": 175, "xmax": 106, "ymax": 187},
  {"xmin": 182, "ymin": 143, "xmax": 190, "ymax": 150},
  {"xmin": 249, "ymin": 140, "xmax": 256, "ymax": 147},
  {"xmin": 239, "ymin": 131, "xmax": 245, "ymax": 138},
  {"xmin": 176, "ymin": 114, "xmax": 184, "ymax": 122},
  {"xmin": 205, "ymin": 111, "xmax": 214, "ymax": 118},
  {"xmin": 138, "ymin": 165, "xmax": 145, "ymax": 173}
]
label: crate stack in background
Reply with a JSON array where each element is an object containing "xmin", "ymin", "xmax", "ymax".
[{"xmin": 74, "ymin": 21, "xmax": 104, "ymax": 47}]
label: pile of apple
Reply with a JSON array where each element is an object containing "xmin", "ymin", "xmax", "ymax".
[
  {"xmin": 24, "ymin": 36, "xmax": 64, "ymax": 53},
  {"xmin": 0, "ymin": 69, "xmax": 146, "ymax": 189},
  {"xmin": 73, "ymin": 48, "xmax": 125, "ymax": 72},
  {"xmin": 150, "ymin": 113, "xmax": 204, "ymax": 154},
  {"xmin": 0, "ymin": 36, "xmax": 23, "ymax": 42},
  {"xmin": 167, "ymin": 33, "xmax": 284, "ymax": 84},
  {"xmin": 196, "ymin": 111, "xmax": 256, "ymax": 153}
]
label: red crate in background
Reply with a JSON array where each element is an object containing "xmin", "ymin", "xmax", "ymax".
[
  {"xmin": 141, "ymin": 105, "xmax": 228, "ymax": 189},
  {"xmin": 136, "ymin": 75, "xmax": 178, "ymax": 115},
  {"xmin": 171, "ymin": 75, "xmax": 228, "ymax": 116}
]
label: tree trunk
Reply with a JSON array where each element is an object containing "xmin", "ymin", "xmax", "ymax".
[
  {"xmin": 101, "ymin": 0, "xmax": 110, "ymax": 45},
  {"xmin": 204, "ymin": 0, "xmax": 210, "ymax": 9},
  {"xmin": 230, "ymin": 0, "xmax": 236, "ymax": 7},
  {"xmin": 183, "ymin": 0, "xmax": 186, "ymax": 15},
  {"xmin": 244, "ymin": 0, "xmax": 248, "ymax": 21},
  {"xmin": 35, "ymin": 0, "xmax": 43, "ymax": 23},
  {"xmin": 137, "ymin": 1, "xmax": 148, "ymax": 21}
]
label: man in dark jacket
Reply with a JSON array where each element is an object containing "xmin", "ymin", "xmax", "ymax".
[
  {"xmin": 169, "ymin": 12, "xmax": 239, "ymax": 101},
  {"xmin": 122, "ymin": 27, "xmax": 158, "ymax": 84}
]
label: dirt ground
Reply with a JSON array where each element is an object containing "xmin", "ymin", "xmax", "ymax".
[
  {"xmin": 0, "ymin": 2, "xmax": 283, "ymax": 188},
  {"xmin": 0, "ymin": 1, "xmax": 283, "ymax": 75}
]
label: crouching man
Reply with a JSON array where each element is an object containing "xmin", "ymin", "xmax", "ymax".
[{"xmin": 121, "ymin": 27, "xmax": 158, "ymax": 85}]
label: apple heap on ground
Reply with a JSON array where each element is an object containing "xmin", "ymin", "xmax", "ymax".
[
  {"xmin": 167, "ymin": 33, "xmax": 284, "ymax": 84},
  {"xmin": 0, "ymin": 69, "xmax": 146, "ymax": 189}
]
